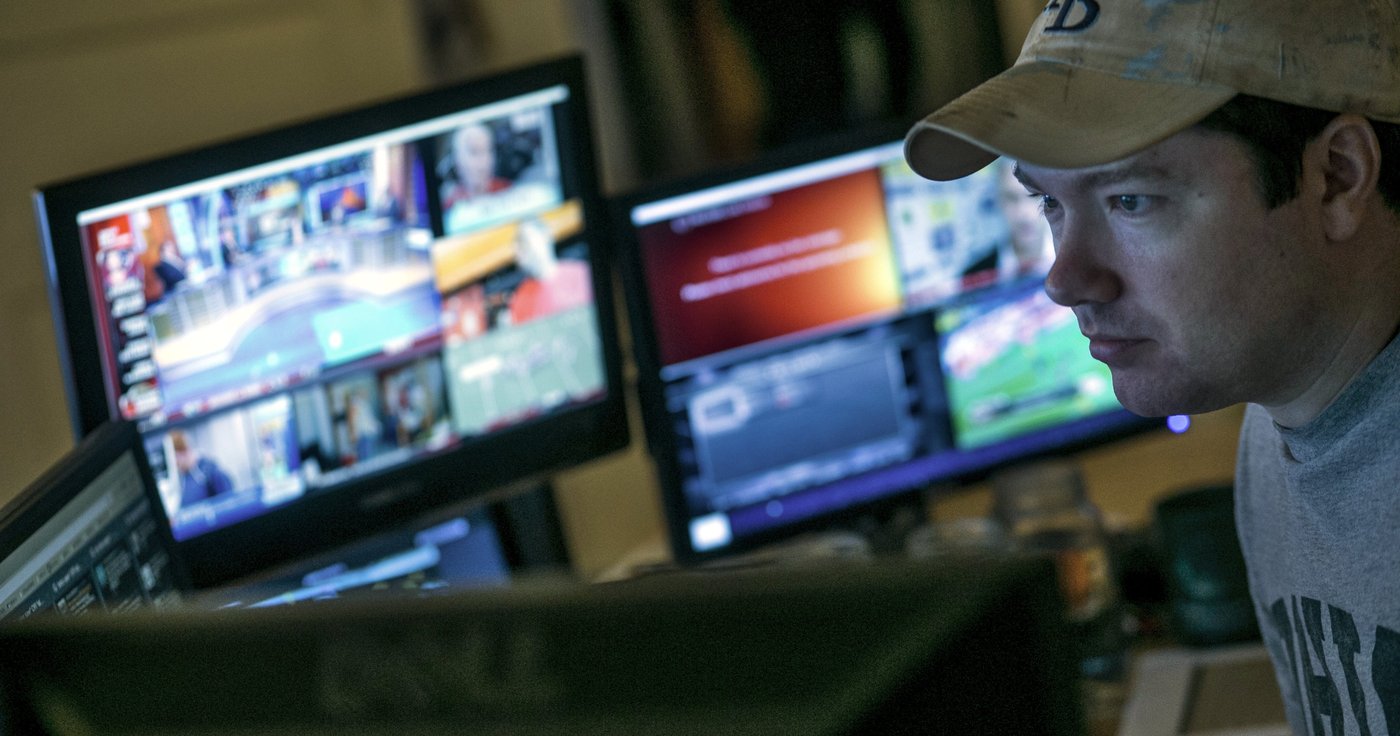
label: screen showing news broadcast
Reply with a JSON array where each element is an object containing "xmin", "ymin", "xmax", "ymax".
[
  {"xmin": 628, "ymin": 142, "xmax": 1143, "ymax": 557},
  {"xmin": 75, "ymin": 85, "xmax": 607, "ymax": 542}
]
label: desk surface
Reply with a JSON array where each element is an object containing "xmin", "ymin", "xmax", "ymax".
[{"xmin": 1117, "ymin": 643, "xmax": 1289, "ymax": 736}]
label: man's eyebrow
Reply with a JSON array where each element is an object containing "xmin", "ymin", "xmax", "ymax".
[
  {"xmin": 1011, "ymin": 163, "xmax": 1039, "ymax": 191},
  {"xmin": 1012, "ymin": 161, "xmax": 1180, "ymax": 192}
]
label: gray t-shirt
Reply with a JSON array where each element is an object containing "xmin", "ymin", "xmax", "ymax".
[{"xmin": 1236, "ymin": 335, "xmax": 1400, "ymax": 735}]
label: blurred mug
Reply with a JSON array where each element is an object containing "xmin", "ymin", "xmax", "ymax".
[{"xmin": 1155, "ymin": 484, "xmax": 1259, "ymax": 646}]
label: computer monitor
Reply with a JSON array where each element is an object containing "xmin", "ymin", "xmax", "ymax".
[
  {"xmin": 203, "ymin": 481, "xmax": 574, "ymax": 609},
  {"xmin": 0, "ymin": 420, "xmax": 188, "ymax": 621},
  {"xmin": 0, "ymin": 422, "xmax": 569, "ymax": 616},
  {"xmin": 0, "ymin": 556, "xmax": 1084, "ymax": 735},
  {"xmin": 614, "ymin": 127, "xmax": 1167, "ymax": 564},
  {"xmin": 33, "ymin": 56, "xmax": 628, "ymax": 587}
]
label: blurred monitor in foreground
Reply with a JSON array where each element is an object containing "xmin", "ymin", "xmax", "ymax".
[{"xmin": 0, "ymin": 556, "xmax": 1083, "ymax": 735}]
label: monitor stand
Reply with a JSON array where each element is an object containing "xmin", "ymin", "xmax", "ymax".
[
  {"xmin": 197, "ymin": 479, "xmax": 570, "ymax": 608},
  {"xmin": 840, "ymin": 496, "xmax": 932, "ymax": 556},
  {"xmin": 637, "ymin": 492, "xmax": 936, "ymax": 578}
]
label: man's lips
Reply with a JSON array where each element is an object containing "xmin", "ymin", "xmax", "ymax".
[{"xmin": 1086, "ymin": 335, "xmax": 1148, "ymax": 364}]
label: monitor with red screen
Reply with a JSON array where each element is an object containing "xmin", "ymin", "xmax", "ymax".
[{"xmin": 615, "ymin": 127, "xmax": 1170, "ymax": 563}]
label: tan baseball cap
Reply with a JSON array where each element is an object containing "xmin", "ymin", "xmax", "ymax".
[{"xmin": 905, "ymin": 0, "xmax": 1400, "ymax": 181}]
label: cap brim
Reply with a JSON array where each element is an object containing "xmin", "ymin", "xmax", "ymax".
[{"xmin": 905, "ymin": 62, "xmax": 1237, "ymax": 181}]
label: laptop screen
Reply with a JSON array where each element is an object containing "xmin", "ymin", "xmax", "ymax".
[{"xmin": 0, "ymin": 422, "xmax": 187, "ymax": 620}]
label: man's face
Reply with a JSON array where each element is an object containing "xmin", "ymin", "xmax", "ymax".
[
  {"xmin": 174, "ymin": 446, "xmax": 193, "ymax": 473},
  {"xmin": 1015, "ymin": 128, "xmax": 1331, "ymax": 417}
]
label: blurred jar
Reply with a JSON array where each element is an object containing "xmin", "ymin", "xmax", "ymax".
[{"xmin": 992, "ymin": 460, "xmax": 1125, "ymax": 680}]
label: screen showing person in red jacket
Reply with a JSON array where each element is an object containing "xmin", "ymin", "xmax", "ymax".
[{"xmin": 507, "ymin": 216, "xmax": 591, "ymax": 325}]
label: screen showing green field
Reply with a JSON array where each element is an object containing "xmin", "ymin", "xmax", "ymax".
[{"xmin": 936, "ymin": 279, "xmax": 1119, "ymax": 450}]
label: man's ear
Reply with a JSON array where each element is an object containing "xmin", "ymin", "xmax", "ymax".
[{"xmin": 1311, "ymin": 113, "xmax": 1382, "ymax": 242}]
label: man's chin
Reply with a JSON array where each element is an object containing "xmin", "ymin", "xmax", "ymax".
[
  {"xmin": 1113, "ymin": 397, "xmax": 1170, "ymax": 418},
  {"xmin": 1110, "ymin": 376, "xmax": 1220, "ymax": 418}
]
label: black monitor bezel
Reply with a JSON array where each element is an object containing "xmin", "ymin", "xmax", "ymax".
[
  {"xmin": 34, "ymin": 56, "xmax": 629, "ymax": 587},
  {"xmin": 611, "ymin": 123, "xmax": 1161, "ymax": 565}
]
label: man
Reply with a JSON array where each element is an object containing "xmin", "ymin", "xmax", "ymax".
[
  {"xmin": 904, "ymin": 1, "xmax": 1400, "ymax": 733},
  {"xmin": 152, "ymin": 239, "xmax": 187, "ymax": 298},
  {"xmin": 170, "ymin": 429, "xmax": 233, "ymax": 508}
]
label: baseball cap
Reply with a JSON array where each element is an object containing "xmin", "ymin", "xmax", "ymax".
[{"xmin": 905, "ymin": 0, "xmax": 1400, "ymax": 181}]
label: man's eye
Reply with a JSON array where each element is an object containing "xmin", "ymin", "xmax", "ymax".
[
  {"xmin": 1115, "ymin": 195, "xmax": 1144, "ymax": 212},
  {"xmin": 1038, "ymin": 194, "xmax": 1060, "ymax": 213}
]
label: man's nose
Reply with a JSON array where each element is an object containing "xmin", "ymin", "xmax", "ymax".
[{"xmin": 1042, "ymin": 219, "xmax": 1121, "ymax": 308}]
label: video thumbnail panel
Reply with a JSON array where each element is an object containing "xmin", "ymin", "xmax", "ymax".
[
  {"xmin": 882, "ymin": 160, "xmax": 1035, "ymax": 305},
  {"xmin": 663, "ymin": 319, "xmax": 951, "ymax": 523},
  {"xmin": 81, "ymin": 142, "xmax": 437, "ymax": 426},
  {"xmin": 936, "ymin": 280, "xmax": 1118, "ymax": 451},
  {"xmin": 636, "ymin": 167, "xmax": 903, "ymax": 369},
  {"xmin": 633, "ymin": 149, "xmax": 1056, "ymax": 376},
  {"xmin": 434, "ymin": 198, "xmax": 604, "ymax": 436},
  {"xmin": 148, "ymin": 349, "xmax": 456, "ymax": 541},
  {"xmin": 434, "ymin": 107, "xmax": 564, "ymax": 236}
]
